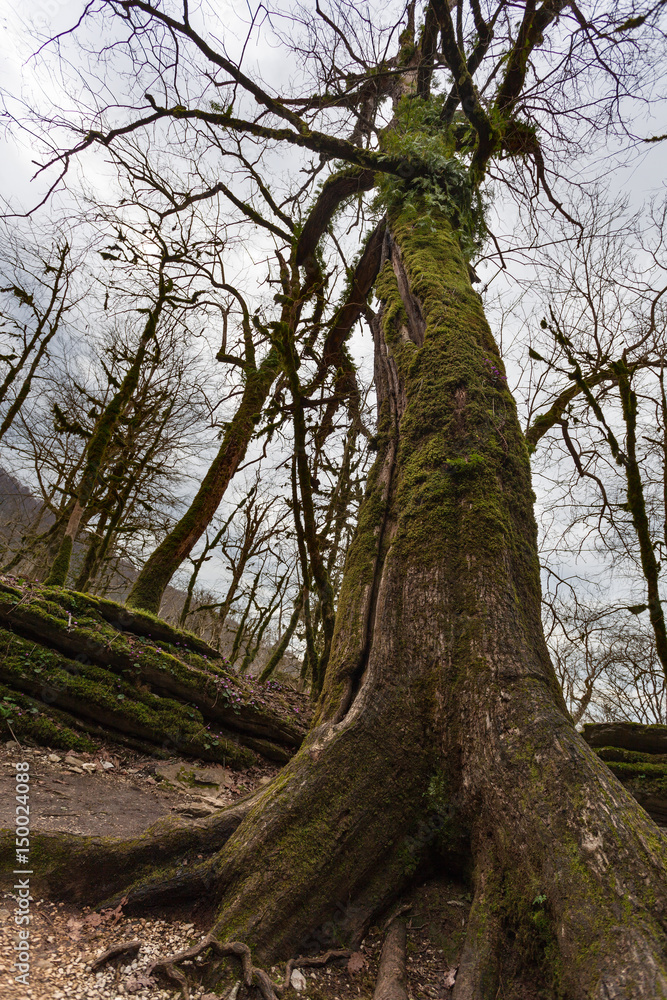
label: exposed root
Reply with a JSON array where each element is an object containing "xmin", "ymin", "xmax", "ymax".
[
  {"xmin": 0, "ymin": 793, "xmax": 257, "ymax": 904},
  {"xmin": 148, "ymin": 936, "xmax": 351, "ymax": 1000},
  {"xmin": 283, "ymin": 949, "xmax": 351, "ymax": 984},
  {"xmin": 90, "ymin": 939, "xmax": 141, "ymax": 972},
  {"xmin": 108, "ymin": 855, "xmax": 219, "ymax": 912},
  {"xmin": 451, "ymin": 852, "xmax": 500, "ymax": 1000},
  {"xmin": 373, "ymin": 920, "xmax": 408, "ymax": 1000}
]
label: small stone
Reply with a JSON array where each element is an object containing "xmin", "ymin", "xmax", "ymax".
[
  {"xmin": 291, "ymin": 969, "xmax": 307, "ymax": 991},
  {"xmin": 101, "ymin": 761, "xmax": 114, "ymax": 770},
  {"xmin": 49, "ymin": 754, "xmax": 61, "ymax": 762}
]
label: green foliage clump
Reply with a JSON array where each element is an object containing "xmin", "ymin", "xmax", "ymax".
[{"xmin": 376, "ymin": 95, "xmax": 488, "ymax": 257}]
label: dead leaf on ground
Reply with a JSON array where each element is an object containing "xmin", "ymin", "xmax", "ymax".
[
  {"xmin": 66, "ymin": 916, "xmax": 82, "ymax": 940},
  {"xmin": 347, "ymin": 951, "xmax": 366, "ymax": 974},
  {"xmin": 443, "ymin": 967, "xmax": 457, "ymax": 989},
  {"xmin": 126, "ymin": 972, "xmax": 155, "ymax": 993}
]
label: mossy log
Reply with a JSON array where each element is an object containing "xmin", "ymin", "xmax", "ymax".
[
  {"xmin": 0, "ymin": 579, "xmax": 304, "ymax": 764},
  {"xmin": 582, "ymin": 721, "xmax": 667, "ymax": 755}
]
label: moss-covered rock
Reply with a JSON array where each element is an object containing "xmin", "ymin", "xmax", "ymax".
[
  {"xmin": 589, "ymin": 745, "xmax": 667, "ymax": 825},
  {"xmin": 0, "ymin": 684, "xmax": 97, "ymax": 752},
  {"xmin": 582, "ymin": 721, "xmax": 667, "ymax": 755},
  {"xmin": 0, "ymin": 578, "xmax": 305, "ymax": 765}
]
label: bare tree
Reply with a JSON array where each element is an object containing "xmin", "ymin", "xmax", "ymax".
[{"xmin": 0, "ymin": 221, "xmax": 83, "ymax": 442}]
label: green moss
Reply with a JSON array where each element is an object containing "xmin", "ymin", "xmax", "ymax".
[
  {"xmin": 0, "ymin": 625, "xmax": 255, "ymax": 767},
  {"xmin": 0, "ymin": 581, "xmax": 296, "ymax": 723},
  {"xmin": 604, "ymin": 760, "xmax": 667, "ymax": 780},
  {"xmin": 594, "ymin": 745, "xmax": 667, "ymax": 765},
  {"xmin": 0, "ymin": 684, "xmax": 97, "ymax": 751},
  {"xmin": 375, "ymin": 95, "xmax": 487, "ymax": 256}
]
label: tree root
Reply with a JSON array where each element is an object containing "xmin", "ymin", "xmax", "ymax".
[
  {"xmin": 373, "ymin": 919, "xmax": 408, "ymax": 1000},
  {"xmin": 451, "ymin": 849, "xmax": 501, "ymax": 1000},
  {"xmin": 148, "ymin": 936, "xmax": 351, "ymax": 1000},
  {"xmin": 0, "ymin": 792, "xmax": 258, "ymax": 904},
  {"xmin": 90, "ymin": 939, "xmax": 141, "ymax": 972}
]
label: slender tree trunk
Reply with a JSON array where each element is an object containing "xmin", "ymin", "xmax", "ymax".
[
  {"xmin": 0, "ymin": 244, "xmax": 70, "ymax": 442},
  {"xmin": 258, "ymin": 586, "xmax": 305, "ymax": 682},
  {"xmin": 69, "ymin": 211, "xmax": 667, "ymax": 996},
  {"xmin": 615, "ymin": 361, "xmax": 667, "ymax": 680},
  {"xmin": 45, "ymin": 290, "xmax": 167, "ymax": 587},
  {"xmin": 125, "ymin": 350, "xmax": 279, "ymax": 614}
]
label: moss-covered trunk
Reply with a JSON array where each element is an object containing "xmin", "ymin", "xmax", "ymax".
[
  {"xmin": 26, "ymin": 212, "xmax": 667, "ymax": 997},
  {"xmin": 189, "ymin": 212, "xmax": 667, "ymax": 996},
  {"xmin": 125, "ymin": 350, "xmax": 279, "ymax": 614}
]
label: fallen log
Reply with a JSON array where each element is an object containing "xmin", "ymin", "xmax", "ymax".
[{"xmin": 581, "ymin": 721, "xmax": 667, "ymax": 755}]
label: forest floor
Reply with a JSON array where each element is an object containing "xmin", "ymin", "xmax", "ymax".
[{"xmin": 0, "ymin": 722, "xmax": 475, "ymax": 1000}]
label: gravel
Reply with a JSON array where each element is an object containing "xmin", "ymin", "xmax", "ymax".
[{"xmin": 0, "ymin": 897, "xmax": 210, "ymax": 999}]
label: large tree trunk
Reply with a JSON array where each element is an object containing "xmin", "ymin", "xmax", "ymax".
[{"xmin": 43, "ymin": 211, "xmax": 667, "ymax": 996}]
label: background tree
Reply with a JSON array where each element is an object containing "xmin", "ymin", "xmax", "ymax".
[
  {"xmin": 508, "ymin": 196, "xmax": 667, "ymax": 708},
  {"xmin": 0, "ymin": 221, "xmax": 83, "ymax": 442}
]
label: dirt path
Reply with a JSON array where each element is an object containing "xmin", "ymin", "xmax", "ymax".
[{"xmin": 0, "ymin": 739, "xmax": 278, "ymax": 838}]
